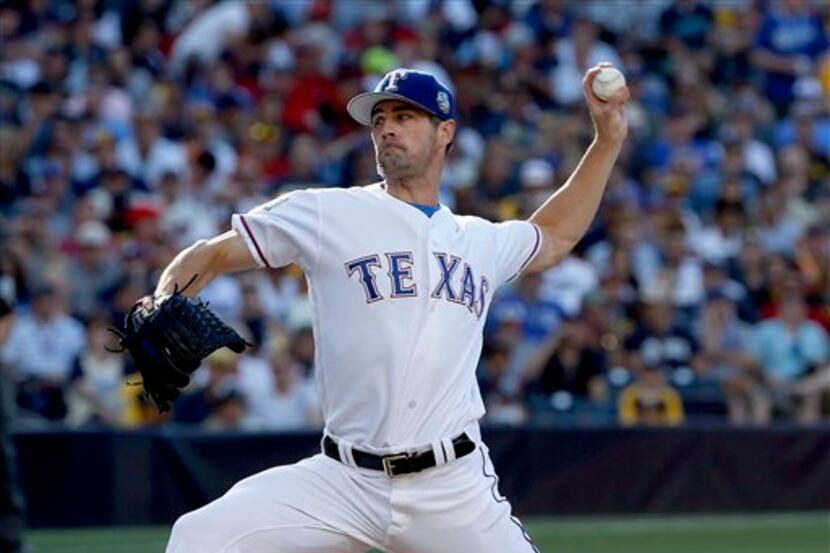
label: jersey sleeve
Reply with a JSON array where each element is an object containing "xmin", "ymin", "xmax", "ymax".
[
  {"xmin": 491, "ymin": 220, "xmax": 543, "ymax": 287},
  {"xmin": 231, "ymin": 190, "xmax": 321, "ymax": 271}
]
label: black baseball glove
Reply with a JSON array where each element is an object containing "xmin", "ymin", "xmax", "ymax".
[{"xmin": 111, "ymin": 278, "xmax": 249, "ymax": 412}]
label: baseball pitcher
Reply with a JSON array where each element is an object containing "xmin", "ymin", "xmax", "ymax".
[{"xmin": 130, "ymin": 64, "xmax": 627, "ymax": 552}]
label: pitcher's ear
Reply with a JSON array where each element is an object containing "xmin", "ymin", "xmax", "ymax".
[{"xmin": 440, "ymin": 119, "xmax": 456, "ymax": 151}]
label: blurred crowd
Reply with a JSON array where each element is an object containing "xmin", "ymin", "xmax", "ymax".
[{"xmin": 0, "ymin": 0, "xmax": 828, "ymax": 432}]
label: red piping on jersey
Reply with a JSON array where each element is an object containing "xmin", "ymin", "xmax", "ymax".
[{"xmin": 239, "ymin": 215, "xmax": 272, "ymax": 268}]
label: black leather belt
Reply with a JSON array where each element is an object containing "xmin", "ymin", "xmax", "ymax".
[{"xmin": 323, "ymin": 433, "xmax": 476, "ymax": 477}]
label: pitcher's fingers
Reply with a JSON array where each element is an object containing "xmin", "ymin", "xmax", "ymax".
[
  {"xmin": 608, "ymin": 86, "xmax": 630, "ymax": 106},
  {"xmin": 583, "ymin": 65, "xmax": 605, "ymax": 104}
]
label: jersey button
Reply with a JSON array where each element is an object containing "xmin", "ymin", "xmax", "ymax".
[{"xmin": 408, "ymin": 401, "xmax": 417, "ymax": 409}]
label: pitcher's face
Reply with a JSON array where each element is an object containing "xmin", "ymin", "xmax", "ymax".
[{"xmin": 370, "ymin": 100, "xmax": 442, "ymax": 180}]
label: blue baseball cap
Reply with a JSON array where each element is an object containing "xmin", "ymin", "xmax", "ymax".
[{"xmin": 347, "ymin": 69, "xmax": 455, "ymax": 126}]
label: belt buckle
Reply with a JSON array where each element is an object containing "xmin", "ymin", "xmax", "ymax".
[{"xmin": 382, "ymin": 453, "xmax": 411, "ymax": 478}]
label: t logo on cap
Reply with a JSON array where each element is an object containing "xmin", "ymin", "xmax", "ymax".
[{"xmin": 382, "ymin": 70, "xmax": 409, "ymax": 92}]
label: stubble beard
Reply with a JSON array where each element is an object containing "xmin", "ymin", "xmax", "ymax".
[
  {"xmin": 378, "ymin": 148, "xmax": 407, "ymax": 173},
  {"xmin": 376, "ymin": 135, "xmax": 437, "ymax": 182},
  {"xmin": 377, "ymin": 148, "xmax": 417, "ymax": 181}
]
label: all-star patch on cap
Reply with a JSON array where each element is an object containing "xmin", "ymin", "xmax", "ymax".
[{"xmin": 347, "ymin": 69, "xmax": 455, "ymax": 126}]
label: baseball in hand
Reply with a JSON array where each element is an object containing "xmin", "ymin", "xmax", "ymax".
[{"xmin": 591, "ymin": 66, "xmax": 626, "ymax": 102}]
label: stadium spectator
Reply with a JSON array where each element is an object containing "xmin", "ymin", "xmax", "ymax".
[
  {"xmin": 618, "ymin": 365, "xmax": 685, "ymax": 427},
  {"xmin": 549, "ymin": 17, "xmax": 622, "ymax": 105},
  {"xmin": 117, "ymin": 108, "xmax": 188, "ymax": 188},
  {"xmin": 168, "ymin": 1, "xmax": 261, "ymax": 78},
  {"xmin": 478, "ymin": 338, "xmax": 528, "ymax": 426},
  {"xmin": 689, "ymin": 199, "xmax": 746, "ymax": 265},
  {"xmin": 756, "ymin": 184, "xmax": 806, "ymax": 256},
  {"xmin": 1, "ymin": 284, "xmax": 85, "ymax": 422},
  {"xmin": 524, "ymin": 318, "xmax": 608, "ymax": 406},
  {"xmin": 174, "ymin": 348, "xmax": 247, "ymax": 426},
  {"xmin": 202, "ymin": 386, "xmax": 250, "ymax": 432},
  {"xmin": 586, "ymin": 204, "xmax": 660, "ymax": 288},
  {"xmin": 64, "ymin": 313, "xmax": 127, "ymax": 428},
  {"xmin": 696, "ymin": 291, "xmax": 769, "ymax": 425},
  {"xmin": 751, "ymin": 0, "xmax": 828, "ymax": 112},
  {"xmin": 539, "ymin": 249, "xmax": 599, "ymax": 318},
  {"xmin": 794, "ymin": 225, "xmax": 830, "ymax": 331},
  {"xmin": 624, "ymin": 293, "xmax": 702, "ymax": 386},
  {"xmin": 517, "ymin": 157, "xmax": 557, "ymax": 217},
  {"xmin": 646, "ymin": 215, "xmax": 704, "ymax": 311},
  {"xmin": 65, "ymin": 220, "xmax": 123, "ymax": 320},
  {"xmin": 659, "ymin": 0, "xmax": 714, "ymax": 51},
  {"xmin": 489, "ymin": 272, "xmax": 565, "ymax": 346},
  {"xmin": 487, "ymin": 272, "xmax": 566, "ymax": 400},
  {"xmin": 751, "ymin": 288, "xmax": 830, "ymax": 423}
]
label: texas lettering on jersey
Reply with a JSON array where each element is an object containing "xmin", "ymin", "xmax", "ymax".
[
  {"xmin": 232, "ymin": 184, "xmax": 541, "ymax": 447},
  {"xmin": 345, "ymin": 251, "xmax": 490, "ymax": 319}
]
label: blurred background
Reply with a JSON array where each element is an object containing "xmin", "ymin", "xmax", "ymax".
[{"xmin": 0, "ymin": 0, "xmax": 827, "ymax": 551}]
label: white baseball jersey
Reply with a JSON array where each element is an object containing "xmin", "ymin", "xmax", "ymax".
[{"xmin": 231, "ymin": 183, "xmax": 541, "ymax": 452}]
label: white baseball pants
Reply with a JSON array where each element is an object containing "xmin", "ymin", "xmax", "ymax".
[{"xmin": 166, "ymin": 443, "xmax": 540, "ymax": 553}]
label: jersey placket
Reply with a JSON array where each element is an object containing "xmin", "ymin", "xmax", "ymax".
[{"xmin": 386, "ymin": 209, "xmax": 446, "ymax": 446}]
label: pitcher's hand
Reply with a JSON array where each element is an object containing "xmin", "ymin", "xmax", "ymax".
[{"xmin": 584, "ymin": 63, "xmax": 630, "ymax": 148}]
